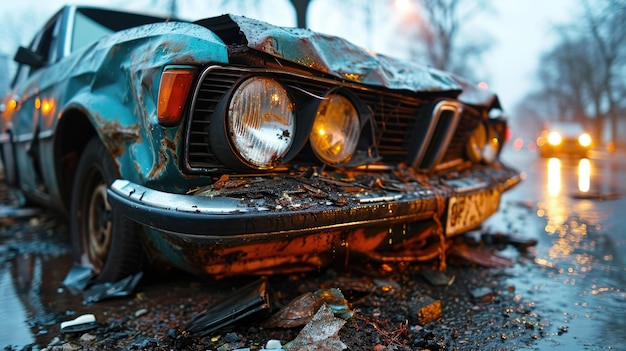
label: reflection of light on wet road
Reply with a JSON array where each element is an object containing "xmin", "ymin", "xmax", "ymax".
[
  {"xmin": 543, "ymin": 157, "xmax": 567, "ymax": 234},
  {"xmin": 547, "ymin": 157, "xmax": 561, "ymax": 196},
  {"xmin": 578, "ymin": 158, "xmax": 590, "ymax": 193},
  {"xmin": 0, "ymin": 270, "xmax": 35, "ymax": 346}
]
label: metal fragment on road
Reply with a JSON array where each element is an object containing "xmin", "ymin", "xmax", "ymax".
[
  {"xmin": 185, "ymin": 278, "xmax": 270, "ymax": 337},
  {"xmin": 408, "ymin": 294, "xmax": 442, "ymax": 325},
  {"xmin": 419, "ymin": 269, "xmax": 455, "ymax": 286},
  {"xmin": 263, "ymin": 288, "xmax": 352, "ymax": 328},
  {"xmin": 82, "ymin": 272, "xmax": 143, "ymax": 305},
  {"xmin": 286, "ymin": 304, "xmax": 347, "ymax": 351}
]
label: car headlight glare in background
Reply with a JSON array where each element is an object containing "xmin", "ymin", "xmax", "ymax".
[
  {"xmin": 579, "ymin": 133, "xmax": 592, "ymax": 147},
  {"xmin": 228, "ymin": 77, "xmax": 295, "ymax": 169},
  {"xmin": 547, "ymin": 131, "xmax": 562, "ymax": 146},
  {"xmin": 310, "ymin": 94, "xmax": 360, "ymax": 165}
]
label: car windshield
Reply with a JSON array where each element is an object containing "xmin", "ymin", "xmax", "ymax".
[
  {"xmin": 549, "ymin": 122, "xmax": 585, "ymax": 136},
  {"xmin": 71, "ymin": 8, "xmax": 172, "ymax": 53}
]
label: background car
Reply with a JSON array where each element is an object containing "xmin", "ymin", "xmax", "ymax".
[
  {"xmin": 536, "ymin": 121, "xmax": 593, "ymax": 158},
  {"xmin": 0, "ymin": 5, "xmax": 520, "ymax": 282}
]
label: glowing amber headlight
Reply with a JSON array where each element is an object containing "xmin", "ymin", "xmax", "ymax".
[
  {"xmin": 579, "ymin": 133, "xmax": 592, "ymax": 147},
  {"xmin": 228, "ymin": 77, "xmax": 295, "ymax": 169},
  {"xmin": 547, "ymin": 131, "xmax": 562, "ymax": 145},
  {"xmin": 466, "ymin": 122, "xmax": 500, "ymax": 164},
  {"xmin": 310, "ymin": 94, "xmax": 360, "ymax": 165}
]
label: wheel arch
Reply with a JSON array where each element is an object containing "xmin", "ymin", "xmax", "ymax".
[{"xmin": 54, "ymin": 107, "xmax": 98, "ymax": 212}]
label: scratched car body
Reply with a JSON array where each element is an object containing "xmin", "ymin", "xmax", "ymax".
[{"xmin": 0, "ymin": 5, "xmax": 521, "ymax": 281}]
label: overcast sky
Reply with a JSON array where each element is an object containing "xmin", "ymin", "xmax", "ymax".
[{"xmin": 2, "ymin": 0, "xmax": 577, "ymax": 113}]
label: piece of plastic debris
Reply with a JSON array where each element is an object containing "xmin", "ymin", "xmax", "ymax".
[
  {"xmin": 60, "ymin": 314, "xmax": 97, "ymax": 334},
  {"xmin": 82, "ymin": 272, "xmax": 143, "ymax": 305},
  {"xmin": 407, "ymin": 294, "xmax": 442, "ymax": 325},
  {"xmin": 450, "ymin": 244, "xmax": 514, "ymax": 268},
  {"xmin": 262, "ymin": 339, "xmax": 282, "ymax": 350},
  {"xmin": 62, "ymin": 266, "xmax": 96, "ymax": 295},
  {"xmin": 470, "ymin": 287, "xmax": 495, "ymax": 304},
  {"xmin": 0, "ymin": 205, "xmax": 41, "ymax": 219},
  {"xmin": 419, "ymin": 269, "xmax": 455, "ymax": 286},
  {"xmin": 286, "ymin": 304, "xmax": 347, "ymax": 351},
  {"xmin": 135, "ymin": 308, "xmax": 148, "ymax": 318},
  {"xmin": 480, "ymin": 232, "xmax": 537, "ymax": 252},
  {"xmin": 571, "ymin": 191, "xmax": 621, "ymax": 201},
  {"xmin": 263, "ymin": 288, "xmax": 352, "ymax": 328},
  {"xmin": 185, "ymin": 278, "xmax": 270, "ymax": 337}
]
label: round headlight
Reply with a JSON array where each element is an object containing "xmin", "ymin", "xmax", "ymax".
[
  {"xmin": 228, "ymin": 77, "xmax": 295, "ymax": 169},
  {"xmin": 579, "ymin": 133, "xmax": 591, "ymax": 147},
  {"xmin": 548, "ymin": 131, "xmax": 562, "ymax": 145},
  {"xmin": 466, "ymin": 122, "xmax": 500, "ymax": 164},
  {"xmin": 310, "ymin": 94, "xmax": 360, "ymax": 165}
]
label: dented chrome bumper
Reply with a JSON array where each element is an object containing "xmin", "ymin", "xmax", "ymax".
[{"xmin": 107, "ymin": 164, "xmax": 522, "ymax": 241}]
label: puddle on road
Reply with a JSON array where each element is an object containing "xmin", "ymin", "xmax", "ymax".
[{"xmin": 485, "ymin": 150, "xmax": 626, "ymax": 349}]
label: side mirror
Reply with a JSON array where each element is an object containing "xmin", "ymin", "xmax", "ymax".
[{"xmin": 14, "ymin": 47, "xmax": 44, "ymax": 69}]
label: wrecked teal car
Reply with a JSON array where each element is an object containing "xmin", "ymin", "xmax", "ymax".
[{"xmin": 0, "ymin": 5, "xmax": 521, "ymax": 281}]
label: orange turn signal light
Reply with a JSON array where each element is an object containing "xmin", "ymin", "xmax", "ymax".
[{"xmin": 157, "ymin": 69, "xmax": 195, "ymax": 125}]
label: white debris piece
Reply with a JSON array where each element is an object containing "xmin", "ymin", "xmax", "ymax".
[
  {"xmin": 287, "ymin": 304, "xmax": 347, "ymax": 351},
  {"xmin": 263, "ymin": 339, "xmax": 283, "ymax": 350},
  {"xmin": 60, "ymin": 314, "xmax": 96, "ymax": 333}
]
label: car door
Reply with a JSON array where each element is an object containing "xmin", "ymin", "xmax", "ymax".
[{"xmin": 11, "ymin": 12, "xmax": 65, "ymax": 202}]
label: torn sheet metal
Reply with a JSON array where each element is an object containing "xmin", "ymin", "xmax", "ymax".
[{"xmin": 185, "ymin": 278, "xmax": 270, "ymax": 337}]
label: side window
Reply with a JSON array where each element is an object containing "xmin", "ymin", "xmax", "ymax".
[{"xmin": 34, "ymin": 18, "xmax": 61, "ymax": 65}]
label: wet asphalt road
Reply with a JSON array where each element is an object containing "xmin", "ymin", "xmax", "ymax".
[{"xmin": 1, "ymin": 145, "xmax": 625, "ymax": 350}]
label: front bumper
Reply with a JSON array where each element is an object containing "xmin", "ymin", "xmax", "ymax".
[{"xmin": 108, "ymin": 164, "xmax": 522, "ymax": 242}]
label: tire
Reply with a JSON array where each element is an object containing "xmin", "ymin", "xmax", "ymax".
[{"xmin": 70, "ymin": 137, "xmax": 144, "ymax": 282}]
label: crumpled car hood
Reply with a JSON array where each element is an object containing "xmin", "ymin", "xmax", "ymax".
[{"xmin": 195, "ymin": 15, "xmax": 493, "ymax": 101}]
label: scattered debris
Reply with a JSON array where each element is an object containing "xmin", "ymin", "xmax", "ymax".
[
  {"xmin": 510, "ymin": 200, "xmax": 535, "ymax": 210},
  {"xmin": 0, "ymin": 205, "xmax": 41, "ymax": 219},
  {"xmin": 60, "ymin": 314, "xmax": 97, "ymax": 334},
  {"xmin": 419, "ymin": 269, "xmax": 455, "ymax": 286},
  {"xmin": 62, "ymin": 265, "xmax": 96, "ymax": 295},
  {"xmin": 450, "ymin": 244, "xmax": 514, "ymax": 268},
  {"xmin": 480, "ymin": 232, "xmax": 538, "ymax": 252},
  {"xmin": 62, "ymin": 266, "xmax": 143, "ymax": 304},
  {"xmin": 263, "ymin": 288, "xmax": 352, "ymax": 328},
  {"xmin": 261, "ymin": 339, "xmax": 283, "ymax": 350},
  {"xmin": 470, "ymin": 287, "xmax": 495, "ymax": 304},
  {"xmin": 407, "ymin": 294, "xmax": 442, "ymax": 325},
  {"xmin": 83, "ymin": 272, "xmax": 143, "ymax": 305},
  {"xmin": 571, "ymin": 191, "xmax": 622, "ymax": 201},
  {"xmin": 286, "ymin": 304, "xmax": 347, "ymax": 351},
  {"xmin": 185, "ymin": 278, "xmax": 271, "ymax": 337}
]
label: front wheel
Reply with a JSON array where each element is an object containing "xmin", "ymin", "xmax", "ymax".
[{"xmin": 70, "ymin": 137, "xmax": 143, "ymax": 282}]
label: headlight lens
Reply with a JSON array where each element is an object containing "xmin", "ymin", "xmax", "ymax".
[
  {"xmin": 466, "ymin": 122, "xmax": 500, "ymax": 164},
  {"xmin": 310, "ymin": 94, "xmax": 360, "ymax": 165},
  {"xmin": 547, "ymin": 131, "xmax": 562, "ymax": 145},
  {"xmin": 579, "ymin": 133, "xmax": 592, "ymax": 147},
  {"xmin": 228, "ymin": 77, "xmax": 295, "ymax": 169}
]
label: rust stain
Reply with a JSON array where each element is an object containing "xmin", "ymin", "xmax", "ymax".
[{"xmin": 92, "ymin": 113, "xmax": 141, "ymax": 158}]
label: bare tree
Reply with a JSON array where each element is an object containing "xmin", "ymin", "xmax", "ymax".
[
  {"xmin": 402, "ymin": 0, "xmax": 493, "ymax": 80},
  {"xmin": 523, "ymin": 0, "xmax": 626, "ymax": 146},
  {"xmin": 580, "ymin": 0, "xmax": 626, "ymax": 147}
]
